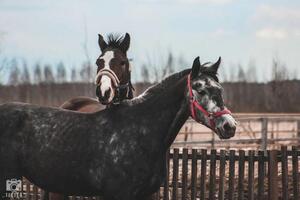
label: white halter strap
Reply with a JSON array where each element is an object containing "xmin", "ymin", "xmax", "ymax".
[{"xmin": 95, "ymin": 68, "xmax": 120, "ymax": 87}]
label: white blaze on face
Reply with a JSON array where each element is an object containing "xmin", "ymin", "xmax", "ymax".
[
  {"xmin": 99, "ymin": 51, "xmax": 114, "ymax": 98},
  {"xmin": 222, "ymin": 114, "xmax": 237, "ymax": 127}
]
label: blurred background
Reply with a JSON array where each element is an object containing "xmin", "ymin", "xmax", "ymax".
[{"xmin": 0, "ymin": 0, "xmax": 300, "ymax": 150}]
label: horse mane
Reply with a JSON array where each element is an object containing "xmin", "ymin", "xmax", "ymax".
[
  {"xmin": 106, "ymin": 33, "xmax": 126, "ymax": 49},
  {"xmin": 125, "ymin": 69, "xmax": 191, "ymax": 105}
]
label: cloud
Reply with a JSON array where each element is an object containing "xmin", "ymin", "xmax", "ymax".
[
  {"xmin": 176, "ymin": 0, "xmax": 233, "ymax": 5},
  {"xmin": 253, "ymin": 4, "xmax": 300, "ymax": 40},
  {"xmin": 256, "ymin": 28, "xmax": 288, "ymax": 40},
  {"xmin": 254, "ymin": 4, "xmax": 300, "ymax": 23},
  {"xmin": 124, "ymin": 0, "xmax": 233, "ymax": 5}
]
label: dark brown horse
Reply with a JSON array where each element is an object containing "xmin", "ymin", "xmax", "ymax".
[
  {"xmin": 60, "ymin": 33, "xmax": 134, "ymax": 113},
  {"xmin": 50, "ymin": 33, "xmax": 134, "ymax": 200}
]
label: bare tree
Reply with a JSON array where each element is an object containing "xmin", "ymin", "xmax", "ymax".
[
  {"xmin": 44, "ymin": 64, "xmax": 55, "ymax": 83},
  {"xmin": 80, "ymin": 61, "xmax": 92, "ymax": 82},
  {"xmin": 141, "ymin": 64, "xmax": 150, "ymax": 83},
  {"xmin": 237, "ymin": 64, "xmax": 246, "ymax": 82},
  {"xmin": 21, "ymin": 60, "xmax": 30, "ymax": 84},
  {"xmin": 162, "ymin": 52, "xmax": 175, "ymax": 77},
  {"xmin": 34, "ymin": 63, "xmax": 42, "ymax": 83},
  {"xmin": 271, "ymin": 57, "xmax": 289, "ymax": 81},
  {"xmin": 71, "ymin": 67, "xmax": 77, "ymax": 82},
  {"xmin": 8, "ymin": 59, "xmax": 20, "ymax": 85},
  {"xmin": 246, "ymin": 59, "xmax": 257, "ymax": 82},
  {"xmin": 56, "ymin": 62, "xmax": 66, "ymax": 83}
]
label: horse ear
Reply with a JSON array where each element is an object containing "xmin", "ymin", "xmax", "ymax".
[
  {"xmin": 191, "ymin": 57, "xmax": 201, "ymax": 78},
  {"xmin": 98, "ymin": 34, "xmax": 107, "ymax": 52},
  {"xmin": 120, "ymin": 33, "xmax": 130, "ymax": 53},
  {"xmin": 209, "ymin": 57, "xmax": 221, "ymax": 73}
]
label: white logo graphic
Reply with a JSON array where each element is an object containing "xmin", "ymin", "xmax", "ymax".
[{"xmin": 6, "ymin": 179, "xmax": 22, "ymax": 192}]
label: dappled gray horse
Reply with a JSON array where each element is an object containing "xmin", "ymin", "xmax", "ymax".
[{"xmin": 0, "ymin": 57, "xmax": 236, "ymax": 200}]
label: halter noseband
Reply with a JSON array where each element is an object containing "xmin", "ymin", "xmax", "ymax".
[
  {"xmin": 95, "ymin": 68, "xmax": 134, "ymax": 103},
  {"xmin": 187, "ymin": 74, "xmax": 231, "ymax": 129}
]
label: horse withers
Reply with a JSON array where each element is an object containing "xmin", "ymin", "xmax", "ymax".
[
  {"xmin": 60, "ymin": 33, "xmax": 134, "ymax": 112},
  {"xmin": 0, "ymin": 57, "xmax": 236, "ymax": 200}
]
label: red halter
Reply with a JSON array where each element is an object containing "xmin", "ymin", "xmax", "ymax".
[{"xmin": 187, "ymin": 74, "xmax": 232, "ymax": 129}]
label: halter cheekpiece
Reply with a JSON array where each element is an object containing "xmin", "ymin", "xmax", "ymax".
[{"xmin": 187, "ymin": 74, "xmax": 232, "ymax": 129}]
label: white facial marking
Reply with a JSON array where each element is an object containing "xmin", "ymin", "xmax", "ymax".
[
  {"xmin": 222, "ymin": 114, "xmax": 237, "ymax": 127},
  {"xmin": 208, "ymin": 79, "xmax": 221, "ymax": 88},
  {"xmin": 99, "ymin": 51, "xmax": 114, "ymax": 97},
  {"xmin": 207, "ymin": 99, "xmax": 220, "ymax": 113}
]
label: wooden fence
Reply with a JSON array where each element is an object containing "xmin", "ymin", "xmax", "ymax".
[
  {"xmin": 174, "ymin": 115, "xmax": 300, "ymax": 150},
  {"xmin": 20, "ymin": 146, "xmax": 299, "ymax": 200},
  {"xmin": 155, "ymin": 146, "xmax": 300, "ymax": 200}
]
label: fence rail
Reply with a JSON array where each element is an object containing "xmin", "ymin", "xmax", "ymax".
[{"xmin": 174, "ymin": 116, "xmax": 300, "ymax": 150}]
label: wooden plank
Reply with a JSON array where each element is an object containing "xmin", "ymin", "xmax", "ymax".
[
  {"xmin": 26, "ymin": 180, "xmax": 31, "ymax": 200},
  {"xmin": 258, "ymin": 151, "xmax": 265, "ymax": 200},
  {"xmin": 292, "ymin": 146, "xmax": 299, "ymax": 200},
  {"xmin": 32, "ymin": 185, "xmax": 38, "ymax": 200},
  {"xmin": 218, "ymin": 150, "xmax": 226, "ymax": 200},
  {"xmin": 281, "ymin": 146, "xmax": 288, "ymax": 200},
  {"xmin": 238, "ymin": 150, "xmax": 245, "ymax": 200},
  {"xmin": 248, "ymin": 150, "xmax": 255, "ymax": 200},
  {"xmin": 268, "ymin": 150, "xmax": 279, "ymax": 200},
  {"xmin": 164, "ymin": 150, "xmax": 170, "ymax": 200},
  {"xmin": 228, "ymin": 150, "xmax": 235, "ymax": 200},
  {"xmin": 200, "ymin": 149, "xmax": 207, "ymax": 200},
  {"xmin": 191, "ymin": 149, "xmax": 198, "ymax": 200},
  {"xmin": 209, "ymin": 149, "xmax": 216, "ymax": 200},
  {"xmin": 172, "ymin": 149, "xmax": 179, "ymax": 200},
  {"xmin": 261, "ymin": 118, "xmax": 268, "ymax": 153},
  {"xmin": 181, "ymin": 149, "xmax": 188, "ymax": 200}
]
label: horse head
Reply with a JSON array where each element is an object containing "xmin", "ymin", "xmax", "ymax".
[
  {"xmin": 95, "ymin": 33, "xmax": 133, "ymax": 105},
  {"xmin": 187, "ymin": 57, "xmax": 237, "ymax": 139}
]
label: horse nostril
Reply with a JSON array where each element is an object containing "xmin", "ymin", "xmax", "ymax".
[
  {"xmin": 223, "ymin": 122, "xmax": 232, "ymax": 132},
  {"xmin": 104, "ymin": 88, "xmax": 111, "ymax": 99}
]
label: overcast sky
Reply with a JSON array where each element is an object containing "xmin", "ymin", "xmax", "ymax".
[{"xmin": 0, "ymin": 0, "xmax": 299, "ymax": 82}]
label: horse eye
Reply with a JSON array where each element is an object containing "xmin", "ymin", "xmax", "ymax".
[{"xmin": 96, "ymin": 59, "xmax": 104, "ymax": 67}]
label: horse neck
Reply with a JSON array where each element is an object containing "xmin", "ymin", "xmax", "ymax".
[{"xmin": 142, "ymin": 75, "xmax": 190, "ymax": 147}]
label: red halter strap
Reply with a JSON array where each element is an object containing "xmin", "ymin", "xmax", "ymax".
[{"xmin": 187, "ymin": 74, "xmax": 232, "ymax": 129}]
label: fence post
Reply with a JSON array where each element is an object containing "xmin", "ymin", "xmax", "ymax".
[
  {"xmin": 248, "ymin": 150, "xmax": 255, "ymax": 200},
  {"xmin": 258, "ymin": 151, "xmax": 265, "ymax": 200},
  {"xmin": 228, "ymin": 150, "xmax": 236, "ymax": 200},
  {"xmin": 172, "ymin": 149, "xmax": 179, "ymax": 200},
  {"xmin": 181, "ymin": 149, "xmax": 188, "ymax": 200},
  {"xmin": 292, "ymin": 146, "xmax": 299, "ymax": 200},
  {"xmin": 218, "ymin": 150, "xmax": 226, "ymax": 200},
  {"xmin": 261, "ymin": 118, "xmax": 268, "ymax": 154},
  {"xmin": 163, "ymin": 150, "xmax": 170, "ymax": 200},
  {"xmin": 209, "ymin": 149, "xmax": 216, "ymax": 200},
  {"xmin": 297, "ymin": 121, "xmax": 300, "ymax": 147},
  {"xmin": 268, "ymin": 150, "xmax": 279, "ymax": 200},
  {"xmin": 238, "ymin": 150, "xmax": 245, "ymax": 200},
  {"xmin": 191, "ymin": 149, "xmax": 198, "ymax": 200},
  {"xmin": 200, "ymin": 149, "xmax": 207, "ymax": 200},
  {"xmin": 281, "ymin": 146, "xmax": 288, "ymax": 200}
]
